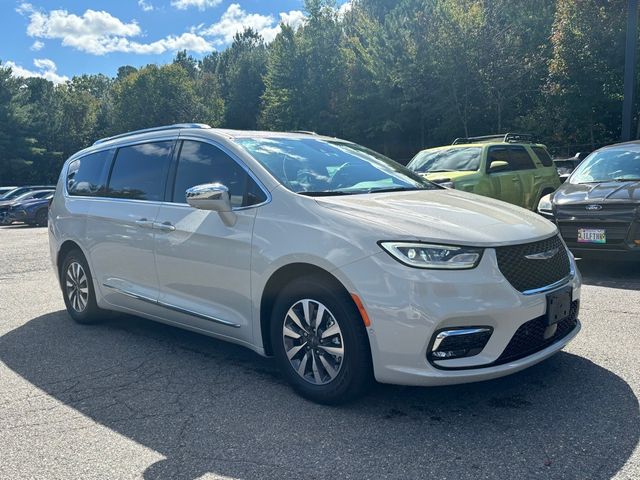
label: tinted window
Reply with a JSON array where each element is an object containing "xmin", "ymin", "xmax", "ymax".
[
  {"xmin": 487, "ymin": 146, "xmax": 535, "ymax": 172},
  {"xmin": 173, "ymin": 140, "xmax": 264, "ymax": 207},
  {"xmin": 532, "ymin": 146, "xmax": 553, "ymax": 167},
  {"xmin": 236, "ymin": 137, "xmax": 437, "ymax": 195},
  {"xmin": 509, "ymin": 146, "xmax": 536, "ymax": 170},
  {"xmin": 107, "ymin": 142, "xmax": 173, "ymax": 201},
  {"xmin": 408, "ymin": 147, "xmax": 481, "ymax": 173},
  {"xmin": 487, "ymin": 146, "xmax": 512, "ymax": 172},
  {"xmin": 67, "ymin": 150, "xmax": 112, "ymax": 196}
]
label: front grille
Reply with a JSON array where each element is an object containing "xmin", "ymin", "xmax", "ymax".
[
  {"xmin": 495, "ymin": 301, "xmax": 579, "ymax": 365},
  {"xmin": 495, "ymin": 235, "xmax": 571, "ymax": 293}
]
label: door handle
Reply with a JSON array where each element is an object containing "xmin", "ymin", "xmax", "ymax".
[
  {"xmin": 135, "ymin": 218, "xmax": 154, "ymax": 228},
  {"xmin": 154, "ymin": 221, "xmax": 176, "ymax": 232},
  {"xmin": 512, "ymin": 177, "xmax": 520, "ymax": 182}
]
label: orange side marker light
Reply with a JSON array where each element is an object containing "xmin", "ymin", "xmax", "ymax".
[{"xmin": 351, "ymin": 293, "xmax": 371, "ymax": 327}]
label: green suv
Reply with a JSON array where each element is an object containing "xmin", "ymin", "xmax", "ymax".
[{"xmin": 407, "ymin": 133, "xmax": 561, "ymax": 210}]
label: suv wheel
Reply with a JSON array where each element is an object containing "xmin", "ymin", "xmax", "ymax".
[
  {"xmin": 270, "ymin": 277, "xmax": 373, "ymax": 404},
  {"xmin": 61, "ymin": 250, "xmax": 105, "ymax": 324}
]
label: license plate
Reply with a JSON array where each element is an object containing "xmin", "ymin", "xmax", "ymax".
[
  {"xmin": 546, "ymin": 287, "xmax": 572, "ymax": 326},
  {"xmin": 577, "ymin": 228, "xmax": 606, "ymax": 244}
]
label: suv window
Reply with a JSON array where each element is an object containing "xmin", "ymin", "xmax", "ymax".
[
  {"xmin": 107, "ymin": 142, "xmax": 173, "ymax": 201},
  {"xmin": 172, "ymin": 140, "xmax": 266, "ymax": 207},
  {"xmin": 532, "ymin": 146, "xmax": 554, "ymax": 167},
  {"xmin": 67, "ymin": 150, "xmax": 113, "ymax": 196},
  {"xmin": 487, "ymin": 146, "xmax": 535, "ymax": 172}
]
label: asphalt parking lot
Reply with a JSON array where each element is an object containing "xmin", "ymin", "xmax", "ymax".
[{"xmin": 0, "ymin": 225, "xmax": 638, "ymax": 480}]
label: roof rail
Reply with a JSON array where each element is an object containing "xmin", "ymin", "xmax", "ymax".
[
  {"xmin": 452, "ymin": 132, "xmax": 536, "ymax": 145},
  {"xmin": 289, "ymin": 130, "xmax": 318, "ymax": 135},
  {"xmin": 93, "ymin": 123, "xmax": 211, "ymax": 145}
]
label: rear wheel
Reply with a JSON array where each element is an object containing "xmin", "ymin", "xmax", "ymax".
[
  {"xmin": 61, "ymin": 250, "xmax": 105, "ymax": 324},
  {"xmin": 270, "ymin": 277, "xmax": 373, "ymax": 404},
  {"xmin": 35, "ymin": 209, "xmax": 48, "ymax": 227}
]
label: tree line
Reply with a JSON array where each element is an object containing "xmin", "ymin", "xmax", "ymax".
[{"xmin": 0, "ymin": 0, "xmax": 635, "ymax": 185}]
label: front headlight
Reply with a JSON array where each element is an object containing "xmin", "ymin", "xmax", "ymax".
[
  {"xmin": 537, "ymin": 194, "xmax": 553, "ymax": 215},
  {"xmin": 379, "ymin": 242, "xmax": 483, "ymax": 269}
]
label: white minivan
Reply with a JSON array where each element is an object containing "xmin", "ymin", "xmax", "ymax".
[{"xmin": 49, "ymin": 124, "xmax": 581, "ymax": 403}]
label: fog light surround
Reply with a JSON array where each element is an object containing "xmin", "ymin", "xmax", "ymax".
[{"xmin": 429, "ymin": 327, "xmax": 493, "ymax": 362}]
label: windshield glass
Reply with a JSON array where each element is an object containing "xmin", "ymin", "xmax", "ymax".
[
  {"xmin": 408, "ymin": 147, "xmax": 482, "ymax": 173},
  {"xmin": 235, "ymin": 137, "xmax": 438, "ymax": 195},
  {"xmin": 570, "ymin": 149, "xmax": 640, "ymax": 184}
]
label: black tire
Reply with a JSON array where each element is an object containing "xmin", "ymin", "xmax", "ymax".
[
  {"xmin": 35, "ymin": 209, "xmax": 48, "ymax": 227},
  {"xmin": 60, "ymin": 249, "xmax": 105, "ymax": 324},
  {"xmin": 270, "ymin": 277, "xmax": 373, "ymax": 404}
]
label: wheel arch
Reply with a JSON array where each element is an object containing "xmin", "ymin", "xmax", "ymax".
[
  {"xmin": 259, "ymin": 262, "xmax": 363, "ymax": 356},
  {"xmin": 56, "ymin": 240, "xmax": 87, "ymax": 282}
]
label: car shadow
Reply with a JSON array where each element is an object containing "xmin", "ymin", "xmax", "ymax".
[
  {"xmin": 1, "ymin": 311, "xmax": 637, "ymax": 479},
  {"xmin": 577, "ymin": 258, "xmax": 640, "ymax": 291}
]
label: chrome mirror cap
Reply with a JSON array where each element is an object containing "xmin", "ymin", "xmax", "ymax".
[{"xmin": 185, "ymin": 183, "xmax": 236, "ymax": 225}]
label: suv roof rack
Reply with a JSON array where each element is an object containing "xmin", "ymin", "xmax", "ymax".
[
  {"xmin": 452, "ymin": 132, "xmax": 536, "ymax": 145},
  {"xmin": 93, "ymin": 123, "xmax": 211, "ymax": 145}
]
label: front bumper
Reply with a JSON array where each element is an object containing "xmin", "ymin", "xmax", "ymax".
[{"xmin": 338, "ymin": 248, "xmax": 581, "ymax": 387}]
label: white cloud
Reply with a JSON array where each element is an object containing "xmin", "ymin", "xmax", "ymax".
[
  {"xmin": 171, "ymin": 0, "xmax": 222, "ymax": 10},
  {"xmin": 338, "ymin": 1, "xmax": 352, "ymax": 18},
  {"xmin": 138, "ymin": 0, "xmax": 154, "ymax": 12},
  {"xmin": 6, "ymin": 58, "xmax": 69, "ymax": 84},
  {"xmin": 200, "ymin": 3, "xmax": 306, "ymax": 45},
  {"xmin": 16, "ymin": 4, "xmax": 213, "ymax": 55},
  {"xmin": 30, "ymin": 40, "xmax": 44, "ymax": 51}
]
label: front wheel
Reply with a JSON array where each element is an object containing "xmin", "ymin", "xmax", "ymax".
[{"xmin": 270, "ymin": 277, "xmax": 373, "ymax": 404}]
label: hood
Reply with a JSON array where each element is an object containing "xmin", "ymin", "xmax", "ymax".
[
  {"xmin": 554, "ymin": 180, "xmax": 640, "ymax": 204},
  {"xmin": 315, "ymin": 189, "xmax": 556, "ymax": 247},
  {"xmin": 422, "ymin": 171, "xmax": 477, "ymax": 183}
]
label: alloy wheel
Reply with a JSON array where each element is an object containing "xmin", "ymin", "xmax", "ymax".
[
  {"xmin": 282, "ymin": 299, "xmax": 344, "ymax": 385},
  {"xmin": 65, "ymin": 261, "xmax": 89, "ymax": 313}
]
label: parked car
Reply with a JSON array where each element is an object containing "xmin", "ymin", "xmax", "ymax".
[
  {"xmin": 538, "ymin": 141, "xmax": 640, "ymax": 258},
  {"xmin": 0, "ymin": 186, "xmax": 18, "ymax": 198},
  {"xmin": 407, "ymin": 133, "xmax": 561, "ymax": 210},
  {"xmin": 0, "ymin": 189, "xmax": 55, "ymax": 225},
  {"xmin": 50, "ymin": 124, "xmax": 581, "ymax": 404},
  {"xmin": 7, "ymin": 192, "xmax": 55, "ymax": 227},
  {"xmin": 0, "ymin": 185, "xmax": 56, "ymax": 201},
  {"xmin": 553, "ymin": 152, "xmax": 589, "ymax": 183}
]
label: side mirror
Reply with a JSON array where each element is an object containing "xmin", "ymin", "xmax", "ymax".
[
  {"xmin": 488, "ymin": 160, "xmax": 509, "ymax": 173},
  {"xmin": 186, "ymin": 183, "xmax": 236, "ymax": 226}
]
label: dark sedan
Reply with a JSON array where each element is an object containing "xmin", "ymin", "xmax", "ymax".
[
  {"xmin": 538, "ymin": 142, "xmax": 640, "ymax": 258},
  {"xmin": 0, "ymin": 190, "xmax": 55, "ymax": 225},
  {"xmin": 7, "ymin": 192, "xmax": 54, "ymax": 226}
]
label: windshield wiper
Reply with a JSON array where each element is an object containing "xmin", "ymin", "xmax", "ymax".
[
  {"xmin": 613, "ymin": 177, "xmax": 640, "ymax": 182},
  {"xmin": 298, "ymin": 190, "xmax": 356, "ymax": 196},
  {"xmin": 425, "ymin": 169, "xmax": 456, "ymax": 173},
  {"xmin": 365, "ymin": 186, "xmax": 424, "ymax": 194}
]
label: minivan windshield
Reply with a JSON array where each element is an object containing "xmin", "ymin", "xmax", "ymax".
[
  {"xmin": 570, "ymin": 148, "xmax": 640, "ymax": 184},
  {"xmin": 408, "ymin": 147, "xmax": 482, "ymax": 173},
  {"xmin": 235, "ymin": 137, "xmax": 438, "ymax": 195}
]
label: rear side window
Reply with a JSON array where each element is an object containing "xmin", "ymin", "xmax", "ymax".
[
  {"xmin": 172, "ymin": 140, "xmax": 266, "ymax": 207},
  {"xmin": 107, "ymin": 142, "xmax": 173, "ymax": 201},
  {"xmin": 67, "ymin": 150, "xmax": 113, "ymax": 196},
  {"xmin": 532, "ymin": 146, "xmax": 554, "ymax": 167},
  {"xmin": 508, "ymin": 146, "xmax": 536, "ymax": 170}
]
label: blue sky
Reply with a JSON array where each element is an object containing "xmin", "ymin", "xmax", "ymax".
[{"xmin": 1, "ymin": 0, "xmax": 349, "ymax": 83}]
